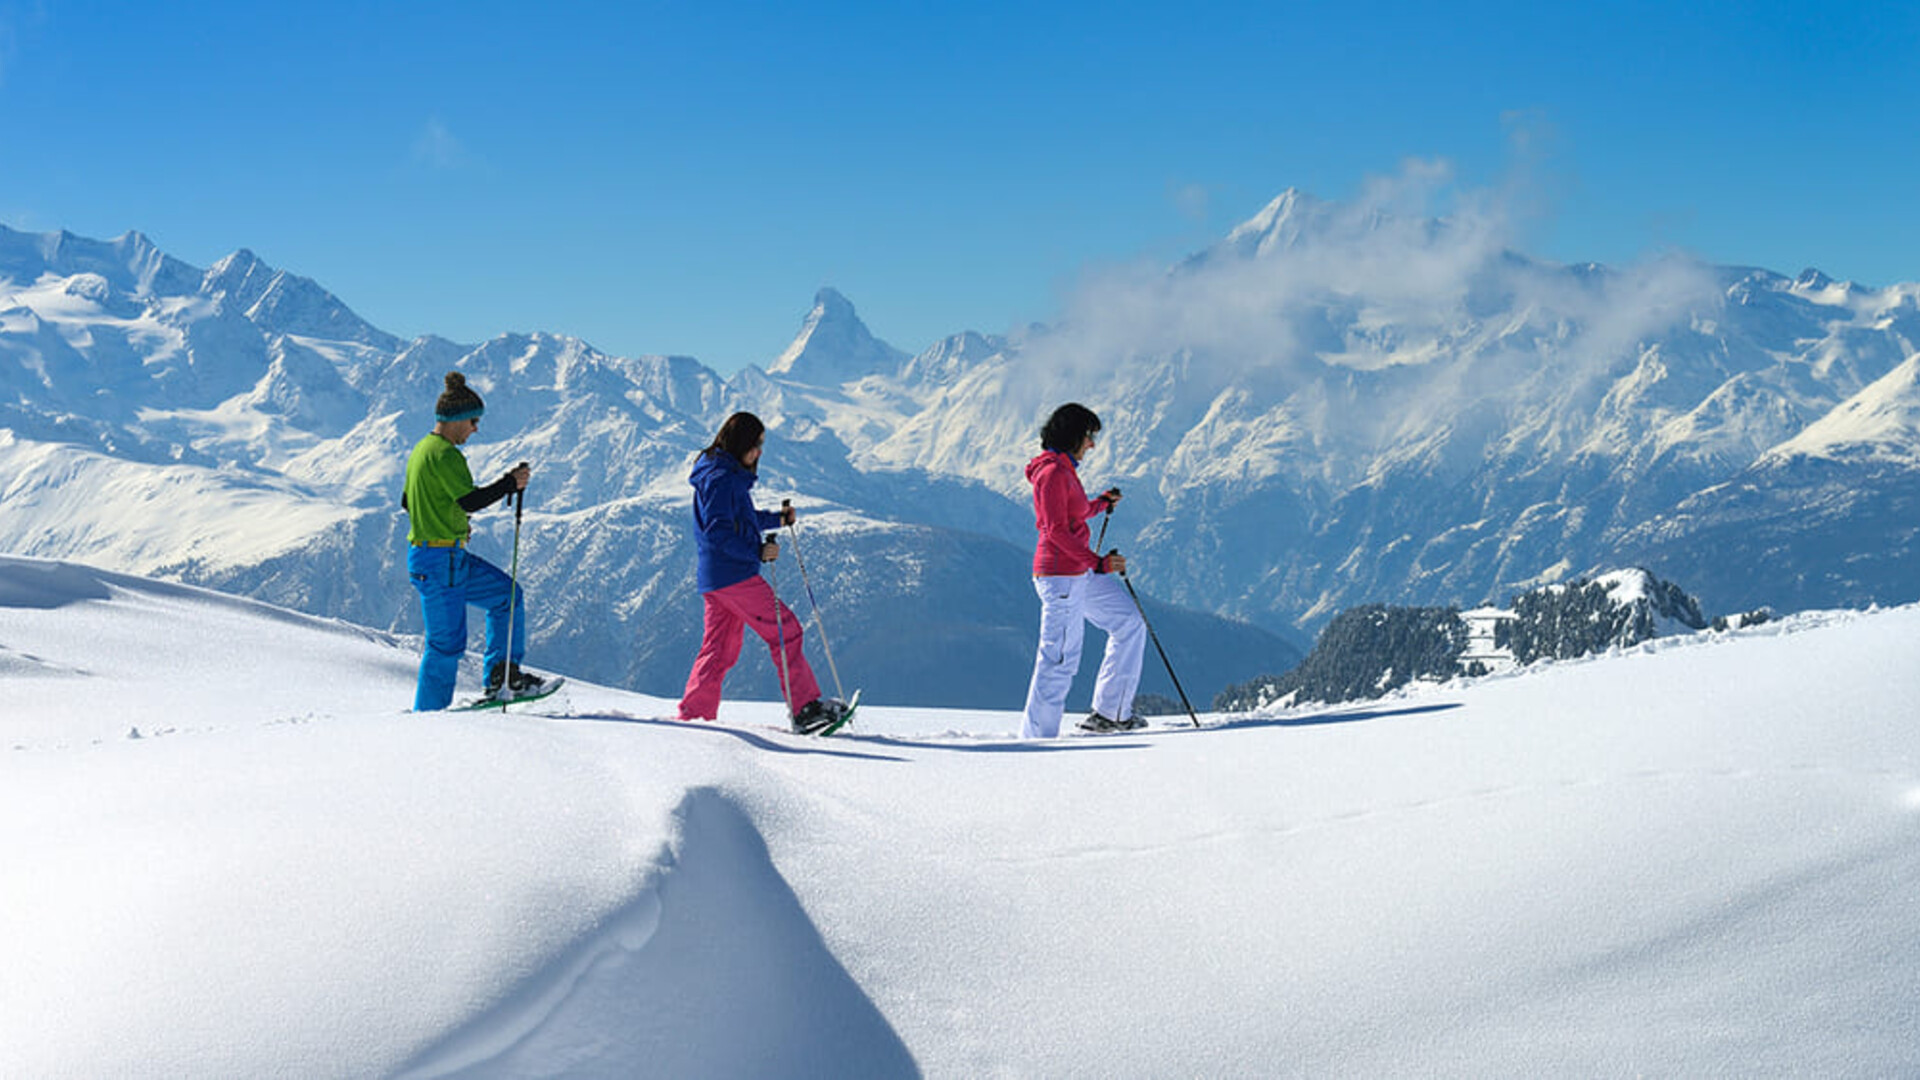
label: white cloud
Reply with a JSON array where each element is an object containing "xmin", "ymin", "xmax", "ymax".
[
  {"xmin": 1001, "ymin": 155, "xmax": 1722, "ymax": 428},
  {"xmin": 1033, "ymin": 160, "xmax": 1511, "ymax": 377}
]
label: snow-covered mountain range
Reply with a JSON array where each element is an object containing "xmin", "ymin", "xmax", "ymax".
[
  {"xmin": 0, "ymin": 228, "xmax": 1294, "ymax": 706},
  {"xmin": 4, "ymin": 192, "xmax": 1918, "ymax": 703}
]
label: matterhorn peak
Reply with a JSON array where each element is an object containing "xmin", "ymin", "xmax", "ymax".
[
  {"xmin": 810, "ymin": 286, "xmax": 856, "ymax": 318},
  {"xmin": 766, "ymin": 286, "xmax": 908, "ymax": 384}
]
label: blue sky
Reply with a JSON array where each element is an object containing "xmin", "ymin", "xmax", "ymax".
[{"xmin": 3, "ymin": 1, "xmax": 1916, "ymax": 373}]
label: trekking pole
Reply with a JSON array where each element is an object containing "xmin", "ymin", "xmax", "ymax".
[
  {"xmin": 1112, "ymin": 551, "xmax": 1202, "ymax": 728},
  {"xmin": 782, "ymin": 500, "xmax": 845, "ymax": 701},
  {"xmin": 499, "ymin": 462, "xmax": 528, "ymax": 700},
  {"xmin": 1094, "ymin": 487, "xmax": 1118, "ymax": 553},
  {"xmin": 766, "ymin": 532, "xmax": 795, "ymax": 721}
]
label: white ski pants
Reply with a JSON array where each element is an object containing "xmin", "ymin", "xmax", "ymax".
[{"xmin": 1021, "ymin": 571, "xmax": 1147, "ymax": 738}]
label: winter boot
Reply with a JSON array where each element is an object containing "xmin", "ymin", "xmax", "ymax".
[
  {"xmin": 1078, "ymin": 711, "xmax": 1147, "ymax": 733},
  {"xmin": 791, "ymin": 697, "xmax": 849, "ymax": 736},
  {"xmin": 486, "ymin": 661, "xmax": 547, "ymax": 701}
]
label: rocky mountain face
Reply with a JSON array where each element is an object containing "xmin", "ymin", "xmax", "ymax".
[
  {"xmin": 4, "ymin": 191, "xmax": 1918, "ymax": 707},
  {"xmin": 1215, "ymin": 568, "xmax": 1726, "ymax": 710}
]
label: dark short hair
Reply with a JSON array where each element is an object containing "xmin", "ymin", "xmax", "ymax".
[
  {"xmin": 705, "ymin": 411, "xmax": 767, "ymax": 468},
  {"xmin": 1040, "ymin": 403, "xmax": 1101, "ymax": 454}
]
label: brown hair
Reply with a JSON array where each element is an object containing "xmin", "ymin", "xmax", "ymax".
[{"xmin": 704, "ymin": 411, "xmax": 766, "ymax": 469}]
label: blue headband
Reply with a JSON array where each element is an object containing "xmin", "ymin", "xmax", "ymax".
[{"xmin": 437, "ymin": 405, "xmax": 484, "ymax": 423}]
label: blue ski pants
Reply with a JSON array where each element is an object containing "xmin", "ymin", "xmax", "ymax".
[{"xmin": 407, "ymin": 543, "xmax": 526, "ymax": 711}]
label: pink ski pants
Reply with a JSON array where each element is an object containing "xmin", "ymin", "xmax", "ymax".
[{"xmin": 678, "ymin": 575, "xmax": 820, "ymax": 720}]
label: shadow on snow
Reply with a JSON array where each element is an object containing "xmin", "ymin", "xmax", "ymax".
[{"xmin": 394, "ymin": 788, "xmax": 922, "ymax": 1078}]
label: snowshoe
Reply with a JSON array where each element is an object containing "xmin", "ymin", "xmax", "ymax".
[
  {"xmin": 457, "ymin": 662, "xmax": 563, "ymax": 710},
  {"xmin": 791, "ymin": 691, "xmax": 859, "ymax": 736},
  {"xmin": 1077, "ymin": 711, "xmax": 1147, "ymax": 733},
  {"xmin": 486, "ymin": 661, "xmax": 547, "ymax": 698},
  {"xmin": 455, "ymin": 677, "xmax": 565, "ymax": 711}
]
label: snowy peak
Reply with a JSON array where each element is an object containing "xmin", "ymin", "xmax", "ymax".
[
  {"xmin": 1589, "ymin": 567, "xmax": 1708, "ymax": 632},
  {"xmin": 898, "ymin": 330, "xmax": 1005, "ymax": 387},
  {"xmin": 203, "ymin": 248, "xmax": 397, "ymax": 348},
  {"xmin": 1218, "ymin": 187, "xmax": 1333, "ymax": 257},
  {"xmin": 1759, "ymin": 353, "xmax": 1920, "ymax": 466},
  {"xmin": 1502, "ymin": 568, "xmax": 1709, "ymax": 666},
  {"xmin": 0, "ymin": 227, "xmax": 394, "ymax": 350},
  {"xmin": 202, "ymin": 248, "xmax": 275, "ymax": 307},
  {"xmin": 1794, "ymin": 267, "xmax": 1834, "ymax": 290},
  {"xmin": 766, "ymin": 287, "xmax": 909, "ymax": 384},
  {"xmin": 0, "ymin": 224, "xmax": 200, "ymax": 297}
]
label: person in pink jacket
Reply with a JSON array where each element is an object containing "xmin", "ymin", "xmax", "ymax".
[{"xmin": 1021, "ymin": 403, "xmax": 1148, "ymax": 737}]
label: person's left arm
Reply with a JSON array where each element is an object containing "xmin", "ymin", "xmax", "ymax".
[{"xmin": 458, "ymin": 463, "xmax": 529, "ymax": 513}]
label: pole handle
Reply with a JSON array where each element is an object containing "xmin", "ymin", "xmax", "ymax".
[{"xmin": 510, "ymin": 462, "xmax": 530, "ymax": 512}]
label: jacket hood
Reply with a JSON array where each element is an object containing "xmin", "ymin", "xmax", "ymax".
[
  {"xmin": 1025, "ymin": 449, "xmax": 1076, "ymax": 484},
  {"xmin": 690, "ymin": 449, "xmax": 755, "ymax": 489}
]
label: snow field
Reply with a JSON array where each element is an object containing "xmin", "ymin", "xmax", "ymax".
[{"xmin": 3, "ymin": 554, "xmax": 1918, "ymax": 1076}]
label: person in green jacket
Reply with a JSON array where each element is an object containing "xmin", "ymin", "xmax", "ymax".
[{"xmin": 401, "ymin": 371, "xmax": 543, "ymax": 709}]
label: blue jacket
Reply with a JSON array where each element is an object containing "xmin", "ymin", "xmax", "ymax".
[{"xmin": 690, "ymin": 450, "xmax": 783, "ymax": 593}]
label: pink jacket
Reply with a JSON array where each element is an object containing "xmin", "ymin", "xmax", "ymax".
[{"xmin": 1026, "ymin": 450, "xmax": 1113, "ymax": 576}]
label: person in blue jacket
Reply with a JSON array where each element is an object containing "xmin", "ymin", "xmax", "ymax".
[{"xmin": 677, "ymin": 411, "xmax": 848, "ymax": 733}]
